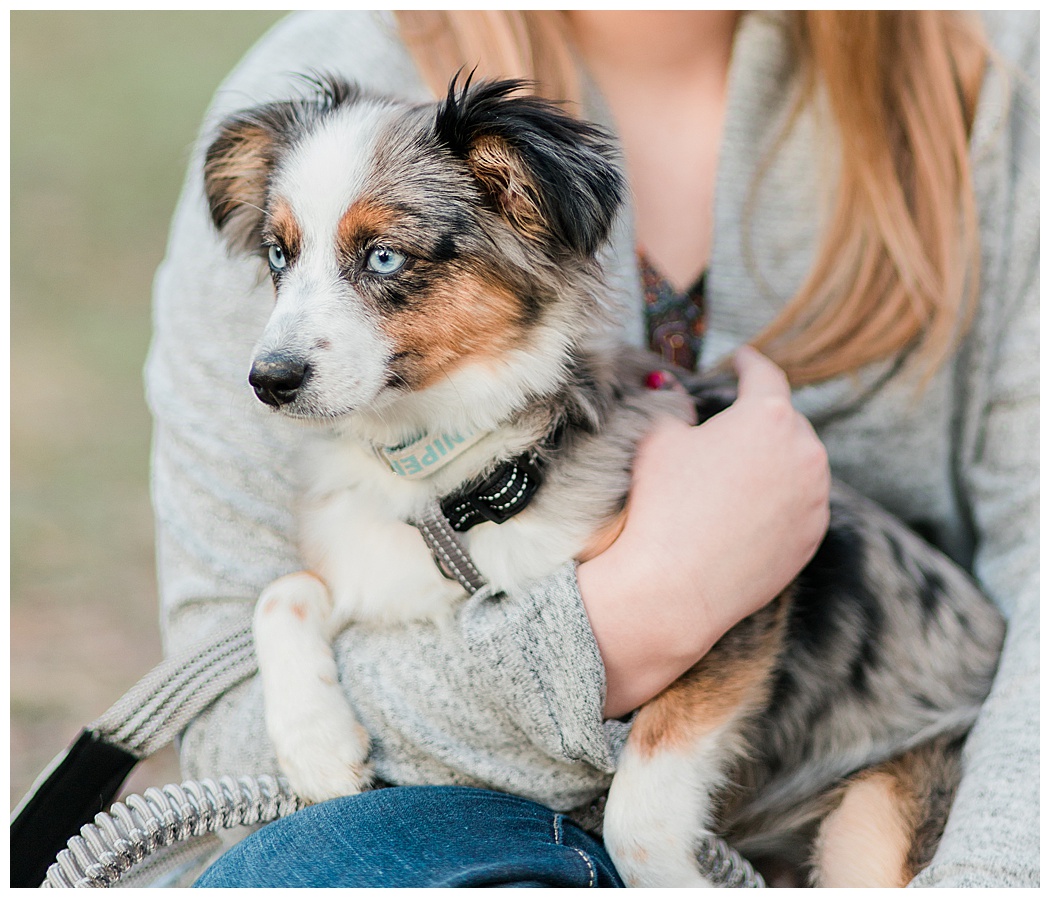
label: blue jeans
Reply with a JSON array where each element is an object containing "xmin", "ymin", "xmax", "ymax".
[{"xmin": 194, "ymin": 785, "xmax": 625, "ymax": 888}]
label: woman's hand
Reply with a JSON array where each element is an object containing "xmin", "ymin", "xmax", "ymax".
[{"xmin": 577, "ymin": 346, "xmax": 831, "ymax": 719}]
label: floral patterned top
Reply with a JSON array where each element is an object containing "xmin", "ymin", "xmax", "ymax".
[{"xmin": 638, "ymin": 251, "xmax": 707, "ymax": 372}]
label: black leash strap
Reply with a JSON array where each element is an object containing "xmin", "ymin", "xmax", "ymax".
[
  {"xmin": 10, "ymin": 618, "xmax": 258, "ymax": 888},
  {"xmin": 10, "ymin": 729, "xmax": 138, "ymax": 888}
]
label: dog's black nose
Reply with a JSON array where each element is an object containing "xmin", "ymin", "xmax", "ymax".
[{"xmin": 249, "ymin": 354, "xmax": 309, "ymax": 407}]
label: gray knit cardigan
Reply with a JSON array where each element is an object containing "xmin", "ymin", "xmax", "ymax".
[{"xmin": 146, "ymin": 11, "xmax": 1039, "ymax": 886}]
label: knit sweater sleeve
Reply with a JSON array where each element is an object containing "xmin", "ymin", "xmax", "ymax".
[
  {"xmin": 151, "ymin": 12, "xmax": 618, "ymax": 801},
  {"xmin": 909, "ymin": 13, "xmax": 1039, "ymax": 887}
]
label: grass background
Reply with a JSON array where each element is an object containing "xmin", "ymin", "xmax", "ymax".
[{"xmin": 10, "ymin": 10, "xmax": 287, "ymax": 810}]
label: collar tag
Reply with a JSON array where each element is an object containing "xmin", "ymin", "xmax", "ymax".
[{"xmin": 380, "ymin": 428, "xmax": 485, "ymax": 479}]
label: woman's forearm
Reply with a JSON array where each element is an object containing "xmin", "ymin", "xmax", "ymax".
[{"xmin": 579, "ymin": 348, "xmax": 830, "ymax": 719}]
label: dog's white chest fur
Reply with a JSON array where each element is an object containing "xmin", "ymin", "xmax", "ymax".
[
  {"xmin": 252, "ymin": 429, "xmax": 585, "ymax": 802},
  {"xmin": 297, "ymin": 438, "xmax": 466, "ymax": 629},
  {"xmin": 298, "ymin": 433, "xmax": 588, "ymax": 627}
]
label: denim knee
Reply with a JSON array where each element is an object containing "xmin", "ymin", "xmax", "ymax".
[{"xmin": 194, "ymin": 785, "xmax": 624, "ymax": 888}]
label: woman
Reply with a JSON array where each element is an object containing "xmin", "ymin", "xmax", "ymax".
[{"xmin": 146, "ymin": 11, "xmax": 1037, "ymax": 887}]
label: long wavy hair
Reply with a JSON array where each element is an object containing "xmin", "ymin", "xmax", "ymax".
[{"xmin": 394, "ymin": 11, "xmax": 988, "ymax": 387}]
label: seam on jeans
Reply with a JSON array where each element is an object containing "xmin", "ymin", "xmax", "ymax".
[
  {"xmin": 554, "ymin": 814, "xmax": 597, "ymax": 888},
  {"xmin": 572, "ymin": 847, "xmax": 597, "ymax": 888}
]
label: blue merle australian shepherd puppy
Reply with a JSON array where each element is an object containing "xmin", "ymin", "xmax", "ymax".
[{"xmin": 203, "ymin": 74, "xmax": 1003, "ymax": 887}]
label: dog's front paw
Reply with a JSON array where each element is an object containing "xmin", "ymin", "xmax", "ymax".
[
  {"xmin": 272, "ymin": 710, "xmax": 374, "ymax": 805},
  {"xmin": 255, "ymin": 569, "xmax": 375, "ymax": 804}
]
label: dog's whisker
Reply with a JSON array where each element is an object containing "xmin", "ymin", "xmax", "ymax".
[{"xmin": 230, "ymin": 198, "xmax": 267, "ymax": 216}]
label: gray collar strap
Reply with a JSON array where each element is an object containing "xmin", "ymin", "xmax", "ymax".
[{"xmin": 411, "ymin": 500, "xmax": 489, "ymax": 594}]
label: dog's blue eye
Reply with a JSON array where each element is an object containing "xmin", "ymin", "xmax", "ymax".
[
  {"xmin": 366, "ymin": 246, "xmax": 407, "ymax": 275},
  {"xmin": 268, "ymin": 244, "xmax": 287, "ymax": 272}
]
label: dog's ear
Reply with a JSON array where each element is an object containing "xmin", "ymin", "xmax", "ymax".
[
  {"xmin": 434, "ymin": 75, "xmax": 625, "ymax": 257},
  {"xmin": 204, "ymin": 111, "xmax": 284, "ymax": 253},
  {"xmin": 203, "ymin": 75, "xmax": 359, "ymax": 253}
]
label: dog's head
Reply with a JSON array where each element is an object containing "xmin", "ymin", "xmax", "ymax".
[{"xmin": 204, "ymin": 73, "xmax": 624, "ymax": 430}]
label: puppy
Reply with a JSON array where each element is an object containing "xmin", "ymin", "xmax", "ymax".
[{"xmin": 203, "ymin": 74, "xmax": 1004, "ymax": 887}]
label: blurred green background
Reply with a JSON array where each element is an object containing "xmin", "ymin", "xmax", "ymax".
[{"xmin": 10, "ymin": 10, "xmax": 287, "ymax": 809}]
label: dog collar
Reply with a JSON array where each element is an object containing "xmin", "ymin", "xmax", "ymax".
[
  {"xmin": 402, "ymin": 448, "xmax": 545, "ymax": 596},
  {"xmin": 406, "ymin": 451, "xmax": 545, "ymax": 596},
  {"xmin": 380, "ymin": 428, "xmax": 486, "ymax": 479},
  {"xmin": 440, "ymin": 452, "xmax": 545, "ymax": 532},
  {"xmin": 380, "ymin": 429, "xmax": 547, "ymax": 530}
]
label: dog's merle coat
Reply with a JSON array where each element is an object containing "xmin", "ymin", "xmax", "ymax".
[{"xmin": 204, "ymin": 74, "xmax": 1003, "ymax": 887}]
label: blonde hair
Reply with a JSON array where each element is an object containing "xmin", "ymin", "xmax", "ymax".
[{"xmin": 395, "ymin": 11, "xmax": 987, "ymax": 387}]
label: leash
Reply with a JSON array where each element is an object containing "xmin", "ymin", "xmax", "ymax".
[
  {"xmin": 411, "ymin": 500, "xmax": 488, "ymax": 594},
  {"xmin": 39, "ymin": 774, "xmax": 302, "ymax": 888},
  {"xmin": 10, "ymin": 619, "xmax": 258, "ymax": 888},
  {"xmin": 377, "ymin": 419, "xmax": 546, "ymax": 594},
  {"xmin": 11, "ymin": 583, "xmax": 766, "ymax": 890},
  {"xmin": 13, "ymin": 437, "xmax": 544, "ymax": 885}
]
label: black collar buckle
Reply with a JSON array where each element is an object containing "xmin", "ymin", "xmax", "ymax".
[{"xmin": 440, "ymin": 452, "xmax": 544, "ymax": 532}]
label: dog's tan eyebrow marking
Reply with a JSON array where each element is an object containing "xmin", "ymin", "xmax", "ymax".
[
  {"xmin": 266, "ymin": 197, "xmax": 303, "ymax": 257},
  {"xmin": 336, "ymin": 199, "xmax": 400, "ymax": 263}
]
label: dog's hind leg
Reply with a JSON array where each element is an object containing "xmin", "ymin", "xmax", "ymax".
[
  {"xmin": 603, "ymin": 597, "xmax": 788, "ymax": 887},
  {"xmin": 809, "ymin": 734, "xmax": 964, "ymax": 887}
]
